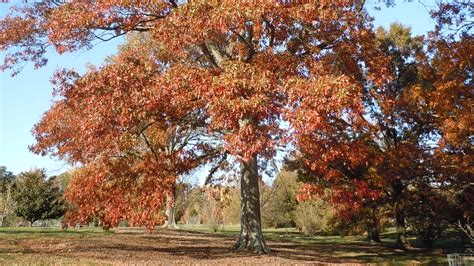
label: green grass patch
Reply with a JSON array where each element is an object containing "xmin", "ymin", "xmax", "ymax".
[{"xmin": 0, "ymin": 226, "xmax": 112, "ymax": 240}]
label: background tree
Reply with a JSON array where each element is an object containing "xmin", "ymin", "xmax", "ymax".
[
  {"xmin": 55, "ymin": 170, "xmax": 73, "ymax": 194},
  {"xmin": 201, "ymin": 186, "xmax": 232, "ymax": 232},
  {"xmin": 292, "ymin": 20, "xmax": 472, "ymax": 249},
  {"xmin": 261, "ymin": 171, "xmax": 299, "ymax": 228},
  {"xmin": 458, "ymin": 218, "xmax": 474, "ymax": 243},
  {"xmin": 0, "ymin": 166, "xmax": 15, "ymax": 227},
  {"xmin": 455, "ymin": 184, "xmax": 474, "ymax": 247},
  {"xmin": 172, "ymin": 182, "xmax": 193, "ymax": 226},
  {"xmin": 422, "ymin": 0, "xmax": 473, "ymax": 247},
  {"xmin": 12, "ymin": 169, "xmax": 66, "ymax": 225},
  {"xmin": 180, "ymin": 187, "xmax": 206, "ymax": 226}
]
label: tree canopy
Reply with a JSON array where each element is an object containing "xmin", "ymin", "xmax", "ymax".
[
  {"xmin": 12, "ymin": 169, "xmax": 66, "ymax": 225},
  {"xmin": 0, "ymin": 0, "xmax": 471, "ymax": 252}
]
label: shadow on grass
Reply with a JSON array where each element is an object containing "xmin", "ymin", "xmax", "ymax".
[
  {"xmin": 157, "ymin": 229, "xmax": 448, "ymax": 264},
  {"xmin": 0, "ymin": 227, "xmax": 454, "ymax": 264}
]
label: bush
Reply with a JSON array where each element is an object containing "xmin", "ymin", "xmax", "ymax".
[
  {"xmin": 294, "ymin": 198, "xmax": 334, "ymax": 236},
  {"xmin": 330, "ymin": 216, "xmax": 371, "ymax": 237},
  {"xmin": 406, "ymin": 189, "xmax": 453, "ymax": 248},
  {"xmin": 2, "ymin": 215, "xmax": 22, "ymax": 227},
  {"xmin": 411, "ymin": 220, "xmax": 449, "ymax": 248},
  {"xmin": 327, "ymin": 203, "xmax": 388, "ymax": 241}
]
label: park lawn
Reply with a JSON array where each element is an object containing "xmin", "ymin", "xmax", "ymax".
[
  {"xmin": 181, "ymin": 225, "xmax": 458, "ymax": 264},
  {"xmin": 0, "ymin": 226, "xmax": 458, "ymax": 265}
]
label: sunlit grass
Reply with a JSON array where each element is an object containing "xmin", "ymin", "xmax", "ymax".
[
  {"xmin": 0, "ymin": 225, "xmax": 463, "ymax": 264},
  {"xmin": 179, "ymin": 224, "xmax": 462, "ymax": 264},
  {"xmin": 0, "ymin": 226, "xmax": 111, "ymax": 240}
]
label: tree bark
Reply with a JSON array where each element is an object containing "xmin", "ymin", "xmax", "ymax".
[
  {"xmin": 162, "ymin": 186, "xmax": 179, "ymax": 229},
  {"xmin": 233, "ymin": 155, "xmax": 268, "ymax": 253},
  {"xmin": 1, "ymin": 185, "xmax": 12, "ymax": 227},
  {"xmin": 367, "ymin": 220, "xmax": 381, "ymax": 243},
  {"xmin": 392, "ymin": 181, "xmax": 410, "ymax": 248},
  {"xmin": 395, "ymin": 202, "xmax": 410, "ymax": 248},
  {"xmin": 202, "ymin": 42, "xmax": 267, "ymax": 252},
  {"xmin": 164, "ymin": 204, "xmax": 178, "ymax": 229},
  {"xmin": 366, "ymin": 209, "xmax": 381, "ymax": 243}
]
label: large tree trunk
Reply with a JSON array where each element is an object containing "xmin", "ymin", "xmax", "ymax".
[
  {"xmin": 162, "ymin": 186, "xmax": 179, "ymax": 229},
  {"xmin": 233, "ymin": 155, "xmax": 267, "ymax": 253}
]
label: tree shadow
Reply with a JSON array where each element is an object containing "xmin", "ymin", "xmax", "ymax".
[{"xmin": 0, "ymin": 228, "xmax": 450, "ymax": 264}]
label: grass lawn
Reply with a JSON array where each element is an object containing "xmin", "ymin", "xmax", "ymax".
[
  {"xmin": 180, "ymin": 224, "xmax": 465, "ymax": 264},
  {"xmin": 0, "ymin": 225, "xmax": 465, "ymax": 265}
]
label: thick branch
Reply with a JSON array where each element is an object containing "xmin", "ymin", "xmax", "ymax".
[
  {"xmin": 230, "ymin": 27, "xmax": 255, "ymax": 62},
  {"xmin": 204, "ymin": 151, "xmax": 228, "ymax": 185}
]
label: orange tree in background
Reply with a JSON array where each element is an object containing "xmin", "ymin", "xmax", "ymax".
[{"xmin": 293, "ymin": 2, "xmax": 472, "ymax": 249}]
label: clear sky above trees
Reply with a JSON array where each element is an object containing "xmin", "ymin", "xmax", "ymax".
[{"xmin": 0, "ymin": 1, "xmax": 435, "ymax": 175}]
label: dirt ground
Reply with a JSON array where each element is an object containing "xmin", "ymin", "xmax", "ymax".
[{"xmin": 0, "ymin": 228, "xmax": 446, "ymax": 265}]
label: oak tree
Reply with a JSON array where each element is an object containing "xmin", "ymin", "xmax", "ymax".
[
  {"xmin": 1, "ymin": 1, "xmax": 393, "ymax": 252},
  {"xmin": 293, "ymin": 4, "xmax": 472, "ymax": 247}
]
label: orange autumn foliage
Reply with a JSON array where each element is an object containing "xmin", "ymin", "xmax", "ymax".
[
  {"xmin": 1, "ymin": 2, "xmax": 391, "ymax": 232},
  {"xmin": 3, "ymin": 2, "xmax": 469, "ymax": 250}
]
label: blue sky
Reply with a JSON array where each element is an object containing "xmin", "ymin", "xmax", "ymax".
[{"xmin": 0, "ymin": 2, "xmax": 436, "ymax": 175}]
